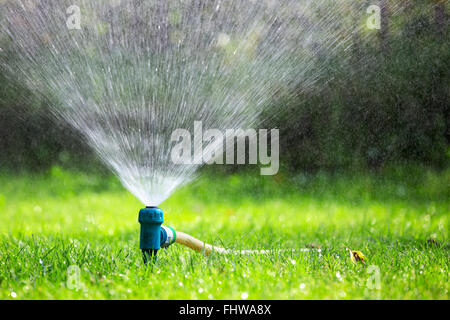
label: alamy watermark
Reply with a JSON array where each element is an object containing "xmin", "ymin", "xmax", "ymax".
[
  {"xmin": 367, "ymin": 5, "xmax": 381, "ymax": 30},
  {"xmin": 366, "ymin": 265, "xmax": 381, "ymax": 290},
  {"xmin": 364, "ymin": 264, "xmax": 381, "ymax": 299},
  {"xmin": 66, "ymin": 265, "xmax": 81, "ymax": 291},
  {"xmin": 170, "ymin": 121, "xmax": 279, "ymax": 175},
  {"xmin": 66, "ymin": 5, "xmax": 81, "ymax": 30}
]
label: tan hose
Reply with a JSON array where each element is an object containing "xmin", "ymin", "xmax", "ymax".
[
  {"xmin": 175, "ymin": 231, "xmax": 312, "ymax": 256},
  {"xmin": 175, "ymin": 231, "xmax": 226, "ymax": 255}
]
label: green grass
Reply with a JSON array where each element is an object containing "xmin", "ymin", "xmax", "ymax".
[{"xmin": 0, "ymin": 165, "xmax": 448, "ymax": 299}]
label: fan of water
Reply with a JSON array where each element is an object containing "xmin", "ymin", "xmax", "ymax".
[{"xmin": 0, "ymin": 0, "xmax": 367, "ymax": 206}]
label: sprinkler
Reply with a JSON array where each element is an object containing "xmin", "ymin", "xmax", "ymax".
[
  {"xmin": 138, "ymin": 206, "xmax": 226, "ymax": 263},
  {"xmin": 138, "ymin": 206, "xmax": 176, "ymax": 263},
  {"xmin": 138, "ymin": 206, "xmax": 302, "ymax": 263}
]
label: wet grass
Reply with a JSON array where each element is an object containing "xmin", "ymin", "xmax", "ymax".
[{"xmin": 0, "ymin": 165, "xmax": 448, "ymax": 299}]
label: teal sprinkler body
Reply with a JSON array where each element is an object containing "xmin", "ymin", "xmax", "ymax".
[{"xmin": 138, "ymin": 206, "xmax": 176, "ymax": 263}]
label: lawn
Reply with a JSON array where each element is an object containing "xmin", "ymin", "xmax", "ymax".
[{"xmin": 0, "ymin": 165, "xmax": 448, "ymax": 299}]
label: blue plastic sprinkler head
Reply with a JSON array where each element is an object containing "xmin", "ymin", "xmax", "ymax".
[{"xmin": 138, "ymin": 206, "xmax": 176, "ymax": 264}]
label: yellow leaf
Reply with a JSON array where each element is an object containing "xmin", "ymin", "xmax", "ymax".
[{"xmin": 347, "ymin": 248, "xmax": 366, "ymax": 264}]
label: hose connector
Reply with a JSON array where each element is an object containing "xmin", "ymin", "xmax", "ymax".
[{"xmin": 161, "ymin": 226, "xmax": 177, "ymax": 248}]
